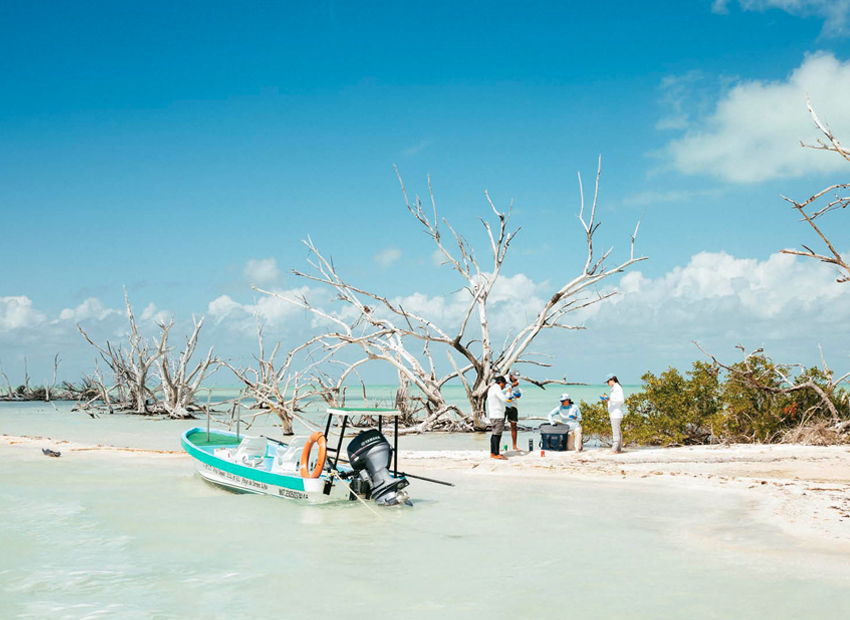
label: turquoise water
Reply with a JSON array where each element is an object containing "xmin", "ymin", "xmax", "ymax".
[{"xmin": 2, "ymin": 401, "xmax": 849, "ymax": 619}]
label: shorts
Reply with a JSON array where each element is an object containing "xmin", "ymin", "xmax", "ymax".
[
  {"xmin": 505, "ymin": 407, "xmax": 518, "ymax": 423},
  {"xmin": 490, "ymin": 418, "xmax": 505, "ymax": 435}
]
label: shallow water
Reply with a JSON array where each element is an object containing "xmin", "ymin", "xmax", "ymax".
[
  {"xmin": 2, "ymin": 402, "xmax": 849, "ymax": 619},
  {"xmin": 0, "ymin": 383, "xmax": 619, "ymax": 452}
]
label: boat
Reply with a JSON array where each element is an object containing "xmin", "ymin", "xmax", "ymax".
[{"xmin": 181, "ymin": 407, "xmax": 414, "ymax": 506}]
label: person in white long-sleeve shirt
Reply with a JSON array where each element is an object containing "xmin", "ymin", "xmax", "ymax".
[
  {"xmin": 547, "ymin": 393, "xmax": 583, "ymax": 452},
  {"xmin": 486, "ymin": 376, "xmax": 511, "ymax": 460},
  {"xmin": 601, "ymin": 373, "xmax": 625, "ymax": 453}
]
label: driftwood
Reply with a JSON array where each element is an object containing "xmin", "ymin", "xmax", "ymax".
[{"xmin": 255, "ymin": 160, "xmax": 645, "ymax": 431}]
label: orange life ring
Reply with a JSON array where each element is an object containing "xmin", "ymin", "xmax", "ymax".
[{"xmin": 299, "ymin": 432, "xmax": 327, "ymax": 479}]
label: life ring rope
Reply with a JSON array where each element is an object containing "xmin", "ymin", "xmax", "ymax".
[{"xmin": 299, "ymin": 432, "xmax": 327, "ymax": 479}]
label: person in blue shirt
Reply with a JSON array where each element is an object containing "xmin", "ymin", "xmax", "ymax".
[
  {"xmin": 505, "ymin": 369, "xmax": 522, "ymax": 451},
  {"xmin": 547, "ymin": 393, "xmax": 583, "ymax": 452}
]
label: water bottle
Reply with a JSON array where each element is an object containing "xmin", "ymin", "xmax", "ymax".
[{"xmin": 528, "ymin": 438, "xmax": 533, "ymax": 451}]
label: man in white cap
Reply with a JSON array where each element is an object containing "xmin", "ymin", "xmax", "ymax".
[
  {"xmin": 601, "ymin": 373, "xmax": 625, "ymax": 453},
  {"xmin": 547, "ymin": 393, "xmax": 583, "ymax": 451}
]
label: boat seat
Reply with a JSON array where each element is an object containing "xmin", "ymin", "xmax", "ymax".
[
  {"xmin": 233, "ymin": 436, "xmax": 268, "ymax": 468},
  {"xmin": 270, "ymin": 436, "xmax": 308, "ymax": 474}
]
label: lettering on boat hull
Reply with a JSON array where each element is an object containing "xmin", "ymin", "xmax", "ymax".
[{"xmin": 197, "ymin": 462, "xmax": 310, "ymax": 500}]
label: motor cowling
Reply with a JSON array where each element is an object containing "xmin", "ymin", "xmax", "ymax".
[{"xmin": 347, "ymin": 429, "xmax": 408, "ymax": 506}]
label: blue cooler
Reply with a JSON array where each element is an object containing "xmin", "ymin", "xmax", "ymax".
[{"xmin": 539, "ymin": 423, "xmax": 570, "ymax": 451}]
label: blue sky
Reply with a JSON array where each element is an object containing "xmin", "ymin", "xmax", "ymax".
[{"xmin": 1, "ymin": 0, "xmax": 849, "ymax": 386}]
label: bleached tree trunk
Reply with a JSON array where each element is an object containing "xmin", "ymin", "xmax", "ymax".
[
  {"xmin": 156, "ymin": 315, "xmax": 218, "ymax": 419},
  {"xmin": 0, "ymin": 368, "xmax": 15, "ymax": 400},
  {"xmin": 45, "ymin": 353, "xmax": 60, "ymax": 402}
]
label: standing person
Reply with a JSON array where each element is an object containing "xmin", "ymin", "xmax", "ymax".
[
  {"xmin": 486, "ymin": 375, "xmax": 510, "ymax": 460},
  {"xmin": 505, "ymin": 369, "xmax": 522, "ymax": 451},
  {"xmin": 547, "ymin": 393, "xmax": 583, "ymax": 452},
  {"xmin": 601, "ymin": 374, "xmax": 625, "ymax": 453}
]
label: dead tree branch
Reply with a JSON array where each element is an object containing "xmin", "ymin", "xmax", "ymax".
[{"xmin": 782, "ymin": 96, "xmax": 850, "ymax": 283}]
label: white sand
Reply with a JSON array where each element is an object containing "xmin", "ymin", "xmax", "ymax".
[{"xmin": 4, "ymin": 433, "xmax": 849, "ymax": 547}]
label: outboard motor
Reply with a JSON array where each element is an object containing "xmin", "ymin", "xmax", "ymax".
[{"xmin": 347, "ymin": 430, "xmax": 409, "ymax": 506}]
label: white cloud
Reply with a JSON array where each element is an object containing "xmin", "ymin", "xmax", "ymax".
[
  {"xmin": 0, "ymin": 296, "xmax": 46, "ymax": 331},
  {"xmin": 663, "ymin": 52, "xmax": 850, "ymax": 183},
  {"xmin": 431, "ymin": 249, "xmax": 447, "ymax": 267},
  {"xmin": 244, "ymin": 258, "xmax": 281, "ymax": 285},
  {"xmin": 207, "ymin": 287, "xmax": 313, "ymax": 332},
  {"xmin": 388, "ymin": 272, "xmax": 550, "ymax": 336},
  {"xmin": 374, "ymin": 247, "xmax": 402, "ymax": 268},
  {"xmin": 656, "ymin": 71, "xmax": 704, "ymax": 131},
  {"xmin": 208, "ymin": 295, "xmax": 243, "ymax": 322},
  {"xmin": 401, "ymin": 138, "xmax": 432, "ymax": 157},
  {"xmin": 58, "ymin": 297, "xmax": 116, "ymax": 322},
  {"xmin": 711, "ymin": 0, "xmax": 850, "ymax": 36},
  {"xmin": 588, "ymin": 250, "xmax": 849, "ymax": 324},
  {"xmin": 140, "ymin": 302, "xmax": 171, "ymax": 324},
  {"xmin": 621, "ymin": 188, "xmax": 723, "ymax": 208}
]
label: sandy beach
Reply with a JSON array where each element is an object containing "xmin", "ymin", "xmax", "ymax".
[{"xmin": 5, "ymin": 433, "xmax": 848, "ymax": 550}]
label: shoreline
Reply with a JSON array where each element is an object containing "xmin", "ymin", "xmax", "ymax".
[{"xmin": 3, "ymin": 433, "xmax": 849, "ymax": 549}]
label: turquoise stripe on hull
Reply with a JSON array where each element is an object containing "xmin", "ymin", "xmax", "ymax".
[{"xmin": 181, "ymin": 428, "xmax": 307, "ymax": 492}]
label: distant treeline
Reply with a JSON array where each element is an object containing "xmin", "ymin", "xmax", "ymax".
[
  {"xmin": 580, "ymin": 356, "xmax": 850, "ymax": 447},
  {"xmin": 0, "ymin": 379, "xmax": 98, "ymax": 403}
]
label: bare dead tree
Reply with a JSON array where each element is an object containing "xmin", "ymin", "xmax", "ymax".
[
  {"xmin": 222, "ymin": 325, "xmax": 332, "ymax": 435},
  {"xmin": 156, "ymin": 315, "xmax": 218, "ymax": 419},
  {"xmin": 45, "ymin": 353, "xmax": 60, "ymax": 402},
  {"xmin": 0, "ymin": 356, "xmax": 64, "ymax": 402},
  {"xmin": 781, "ymin": 97, "xmax": 850, "ymax": 283},
  {"xmin": 78, "ymin": 289, "xmax": 169, "ymax": 414},
  {"xmin": 0, "ymin": 366, "xmax": 16, "ymax": 400},
  {"xmin": 256, "ymin": 159, "xmax": 645, "ymax": 430}
]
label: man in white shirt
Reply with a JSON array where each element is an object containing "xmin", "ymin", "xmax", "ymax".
[
  {"xmin": 486, "ymin": 375, "xmax": 510, "ymax": 460},
  {"xmin": 601, "ymin": 374, "xmax": 625, "ymax": 453}
]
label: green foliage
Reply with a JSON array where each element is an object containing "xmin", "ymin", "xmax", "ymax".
[
  {"xmin": 578, "ymin": 399, "xmax": 612, "ymax": 444},
  {"xmin": 714, "ymin": 356, "xmax": 850, "ymax": 442},
  {"xmin": 588, "ymin": 355, "xmax": 850, "ymax": 447},
  {"xmin": 626, "ymin": 362, "xmax": 720, "ymax": 446}
]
